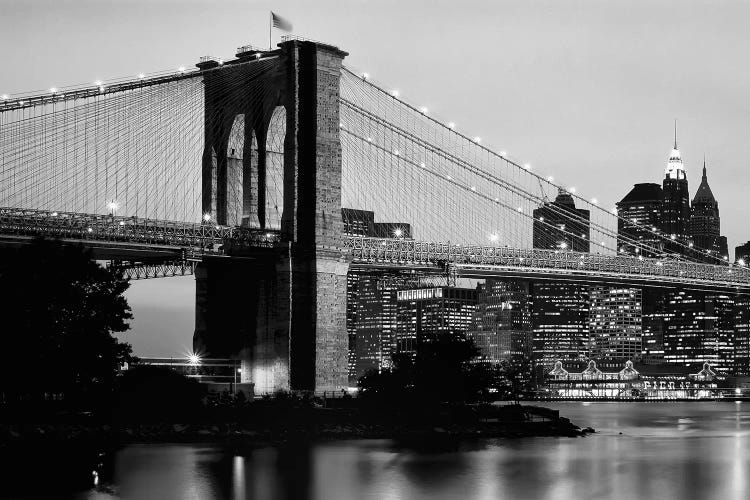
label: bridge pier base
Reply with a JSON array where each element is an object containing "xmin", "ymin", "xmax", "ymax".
[{"xmin": 193, "ymin": 248, "xmax": 349, "ymax": 394}]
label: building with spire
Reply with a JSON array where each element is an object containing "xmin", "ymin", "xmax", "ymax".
[
  {"xmin": 661, "ymin": 125, "xmax": 691, "ymax": 255},
  {"xmin": 689, "ymin": 159, "xmax": 728, "ymax": 263}
]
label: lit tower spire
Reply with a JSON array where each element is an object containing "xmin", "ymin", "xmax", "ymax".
[{"xmin": 665, "ymin": 120, "xmax": 686, "ymax": 180}]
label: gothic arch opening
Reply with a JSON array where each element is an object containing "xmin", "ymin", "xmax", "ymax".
[
  {"xmin": 265, "ymin": 106, "xmax": 286, "ymax": 230},
  {"xmin": 226, "ymin": 114, "xmax": 245, "ymax": 226}
]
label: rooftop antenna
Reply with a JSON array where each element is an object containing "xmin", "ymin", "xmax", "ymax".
[{"xmin": 674, "ymin": 119, "xmax": 677, "ymax": 149}]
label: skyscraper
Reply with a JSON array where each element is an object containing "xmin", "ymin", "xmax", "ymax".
[
  {"xmin": 396, "ymin": 287, "xmax": 477, "ymax": 359},
  {"xmin": 531, "ymin": 192, "xmax": 591, "ymax": 370},
  {"xmin": 532, "ymin": 188, "xmax": 590, "ymax": 252},
  {"xmin": 531, "ymin": 282, "xmax": 590, "ymax": 367},
  {"xmin": 736, "ymin": 241, "xmax": 750, "ymax": 265},
  {"xmin": 471, "ymin": 279, "xmax": 532, "ymax": 367},
  {"xmin": 734, "ymin": 297, "xmax": 750, "ymax": 376},
  {"xmin": 663, "ymin": 290, "xmax": 736, "ymax": 373},
  {"xmin": 588, "ymin": 287, "xmax": 643, "ymax": 361},
  {"xmin": 353, "ymin": 275, "xmax": 400, "ymax": 380},
  {"xmin": 343, "ymin": 208, "xmax": 413, "ymax": 383},
  {"xmin": 616, "ymin": 183, "xmax": 664, "ymax": 257},
  {"xmin": 689, "ymin": 160, "xmax": 728, "ymax": 263},
  {"xmin": 661, "ymin": 129, "xmax": 691, "ymax": 253}
]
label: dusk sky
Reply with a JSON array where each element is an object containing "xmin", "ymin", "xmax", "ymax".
[{"xmin": 4, "ymin": 0, "xmax": 749, "ymax": 356}]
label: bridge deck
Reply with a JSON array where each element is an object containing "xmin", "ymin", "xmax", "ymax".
[
  {"xmin": 1, "ymin": 208, "xmax": 748, "ymax": 291},
  {"xmin": 345, "ymin": 237, "xmax": 750, "ymax": 292}
]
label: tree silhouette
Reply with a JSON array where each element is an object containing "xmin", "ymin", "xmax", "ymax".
[
  {"xmin": 0, "ymin": 238, "xmax": 134, "ymax": 404},
  {"xmin": 359, "ymin": 333, "xmax": 500, "ymax": 405}
]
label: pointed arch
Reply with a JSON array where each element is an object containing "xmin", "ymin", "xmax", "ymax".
[
  {"xmin": 265, "ymin": 106, "xmax": 286, "ymax": 230},
  {"xmin": 226, "ymin": 114, "xmax": 245, "ymax": 226}
]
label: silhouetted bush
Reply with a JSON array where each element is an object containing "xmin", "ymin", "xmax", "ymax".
[
  {"xmin": 0, "ymin": 238, "xmax": 133, "ymax": 407},
  {"xmin": 112, "ymin": 366, "xmax": 206, "ymax": 422}
]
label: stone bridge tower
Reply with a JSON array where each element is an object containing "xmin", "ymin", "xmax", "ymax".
[{"xmin": 193, "ymin": 40, "xmax": 350, "ymax": 394}]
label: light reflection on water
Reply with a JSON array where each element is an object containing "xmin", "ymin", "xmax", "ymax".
[{"xmin": 71, "ymin": 402, "xmax": 750, "ymax": 500}]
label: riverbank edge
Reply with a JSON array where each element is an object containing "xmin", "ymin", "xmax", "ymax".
[{"xmin": 0, "ymin": 405, "xmax": 595, "ymax": 451}]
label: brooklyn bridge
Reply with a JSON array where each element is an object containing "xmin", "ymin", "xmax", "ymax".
[{"xmin": 1, "ymin": 38, "xmax": 748, "ymax": 394}]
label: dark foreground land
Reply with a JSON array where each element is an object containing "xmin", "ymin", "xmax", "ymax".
[
  {"xmin": 0, "ymin": 400, "xmax": 591, "ymax": 445},
  {"xmin": 0, "ymin": 401, "xmax": 592, "ymax": 494}
]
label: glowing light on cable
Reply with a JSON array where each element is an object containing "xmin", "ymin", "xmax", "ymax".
[
  {"xmin": 178, "ymin": 66, "xmax": 186, "ymax": 73},
  {"xmin": 1, "ymin": 94, "xmax": 7, "ymax": 100},
  {"xmin": 391, "ymin": 90, "xmax": 399, "ymax": 97},
  {"xmin": 448, "ymin": 122, "xmax": 455, "ymax": 129},
  {"xmin": 49, "ymin": 87, "xmax": 57, "ymax": 94},
  {"xmin": 361, "ymin": 72, "xmax": 369, "ymax": 80},
  {"xmin": 568, "ymin": 187, "xmax": 576, "ymax": 193},
  {"xmin": 490, "ymin": 233, "xmax": 500, "ymax": 243},
  {"xmin": 94, "ymin": 80, "xmax": 102, "ymax": 86},
  {"xmin": 591, "ymin": 198, "xmax": 598, "ymax": 205},
  {"xmin": 420, "ymin": 106, "xmax": 428, "ymax": 115},
  {"xmin": 473, "ymin": 137, "xmax": 481, "ymax": 143},
  {"xmin": 547, "ymin": 176, "xmax": 554, "ymax": 183},
  {"xmin": 107, "ymin": 201, "xmax": 118, "ymax": 212},
  {"xmin": 523, "ymin": 163, "xmax": 531, "ymax": 170}
]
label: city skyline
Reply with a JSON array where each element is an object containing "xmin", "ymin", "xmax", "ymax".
[{"xmin": 3, "ymin": 1, "xmax": 750, "ymax": 362}]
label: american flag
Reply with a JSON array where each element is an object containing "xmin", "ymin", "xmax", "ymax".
[{"xmin": 271, "ymin": 12, "xmax": 292, "ymax": 32}]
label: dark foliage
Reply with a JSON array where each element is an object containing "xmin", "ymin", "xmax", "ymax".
[
  {"xmin": 113, "ymin": 365, "xmax": 206, "ymax": 422},
  {"xmin": 0, "ymin": 238, "xmax": 134, "ymax": 404},
  {"xmin": 358, "ymin": 333, "xmax": 505, "ymax": 406}
]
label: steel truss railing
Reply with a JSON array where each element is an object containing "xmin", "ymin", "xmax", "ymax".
[
  {"xmin": 344, "ymin": 237, "xmax": 750, "ymax": 289},
  {"xmin": 3, "ymin": 209, "xmax": 749, "ymax": 289},
  {"xmin": 0, "ymin": 207, "xmax": 281, "ymax": 251},
  {"xmin": 107, "ymin": 260, "xmax": 198, "ymax": 280}
]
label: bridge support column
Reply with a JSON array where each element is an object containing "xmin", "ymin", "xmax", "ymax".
[{"xmin": 195, "ymin": 40, "xmax": 350, "ymax": 394}]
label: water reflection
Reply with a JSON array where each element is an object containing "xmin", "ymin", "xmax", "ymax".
[{"xmin": 13, "ymin": 402, "xmax": 749, "ymax": 500}]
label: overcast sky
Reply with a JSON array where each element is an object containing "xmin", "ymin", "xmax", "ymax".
[{"xmin": 3, "ymin": 0, "xmax": 749, "ymax": 356}]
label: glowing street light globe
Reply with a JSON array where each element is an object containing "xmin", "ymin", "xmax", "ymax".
[
  {"xmin": 393, "ymin": 228, "xmax": 403, "ymax": 238},
  {"xmin": 203, "ymin": 213, "xmax": 212, "ymax": 222},
  {"xmin": 188, "ymin": 353, "xmax": 201, "ymax": 366}
]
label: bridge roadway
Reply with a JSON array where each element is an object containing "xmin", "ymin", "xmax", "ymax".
[{"xmin": 1, "ymin": 207, "xmax": 749, "ymax": 292}]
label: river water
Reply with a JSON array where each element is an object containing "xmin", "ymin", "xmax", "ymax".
[{"xmin": 18, "ymin": 402, "xmax": 750, "ymax": 500}]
